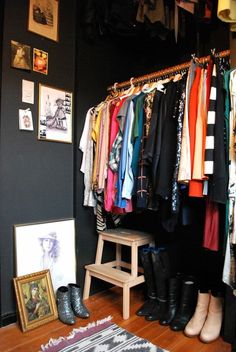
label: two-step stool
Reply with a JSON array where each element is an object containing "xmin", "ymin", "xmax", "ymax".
[{"xmin": 83, "ymin": 228, "xmax": 154, "ymax": 319}]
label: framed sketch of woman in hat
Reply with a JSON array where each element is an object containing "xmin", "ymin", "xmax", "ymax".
[
  {"xmin": 38, "ymin": 232, "xmax": 64, "ymax": 290},
  {"xmin": 38, "ymin": 232, "xmax": 59, "ymax": 271},
  {"xmin": 14, "ymin": 219, "xmax": 76, "ymax": 292}
]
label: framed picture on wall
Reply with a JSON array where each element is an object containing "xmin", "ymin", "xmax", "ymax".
[
  {"xmin": 14, "ymin": 219, "xmax": 76, "ymax": 292},
  {"xmin": 13, "ymin": 270, "xmax": 58, "ymax": 332},
  {"xmin": 33, "ymin": 48, "xmax": 48, "ymax": 75},
  {"xmin": 10, "ymin": 40, "xmax": 32, "ymax": 71},
  {"xmin": 19, "ymin": 109, "xmax": 34, "ymax": 131},
  {"xmin": 28, "ymin": 0, "xmax": 59, "ymax": 42},
  {"xmin": 38, "ymin": 84, "xmax": 73, "ymax": 143}
]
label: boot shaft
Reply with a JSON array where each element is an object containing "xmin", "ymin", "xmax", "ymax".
[
  {"xmin": 178, "ymin": 277, "xmax": 198, "ymax": 315},
  {"xmin": 151, "ymin": 248, "xmax": 171, "ymax": 282},
  {"xmin": 151, "ymin": 248, "xmax": 170, "ymax": 300},
  {"xmin": 56, "ymin": 286, "xmax": 75, "ymax": 325},
  {"xmin": 140, "ymin": 247, "xmax": 156, "ymax": 299},
  {"xmin": 57, "ymin": 286, "xmax": 71, "ymax": 306},
  {"xmin": 68, "ymin": 283, "xmax": 90, "ymax": 318}
]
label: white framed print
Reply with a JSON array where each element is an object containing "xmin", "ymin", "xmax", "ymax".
[
  {"xmin": 38, "ymin": 84, "xmax": 73, "ymax": 143},
  {"xmin": 14, "ymin": 218, "xmax": 77, "ymax": 292}
]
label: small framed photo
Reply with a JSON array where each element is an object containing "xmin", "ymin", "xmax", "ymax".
[
  {"xmin": 11, "ymin": 40, "xmax": 31, "ymax": 71},
  {"xmin": 33, "ymin": 48, "xmax": 48, "ymax": 75},
  {"xmin": 38, "ymin": 83, "xmax": 73, "ymax": 143},
  {"xmin": 14, "ymin": 219, "xmax": 76, "ymax": 292},
  {"xmin": 28, "ymin": 0, "xmax": 59, "ymax": 42},
  {"xmin": 19, "ymin": 109, "xmax": 34, "ymax": 131},
  {"xmin": 13, "ymin": 270, "xmax": 58, "ymax": 332}
]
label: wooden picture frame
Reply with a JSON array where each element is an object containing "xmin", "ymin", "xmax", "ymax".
[
  {"xmin": 14, "ymin": 218, "xmax": 76, "ymax": 292},
  {"xmin": 28, "ymin": 0, "xmax": 59, "ymax": 42},
  {"xmin": 38, "ymin": 84, "xmax": 73, "ymax": 143},
  {"xmin": 13, "ymin": 270, "xmax": 58, "ymax": 332}
]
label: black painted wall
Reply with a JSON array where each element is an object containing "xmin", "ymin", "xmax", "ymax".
[{"xmin": 0, "ymin": 0, "xmax": 76, "ymax": 326}]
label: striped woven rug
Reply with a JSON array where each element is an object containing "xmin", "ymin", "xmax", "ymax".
[{"xmin": 40, "ymin": 316, "xmax": 168, "ymax": 352}]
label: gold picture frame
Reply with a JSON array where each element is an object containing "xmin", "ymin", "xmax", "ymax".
[
  {"xmin": 13, "ymin": 270, "xmax": 58, "ymax": 332},
  {"xmin": 28, "ymin": 0, "xmax": 59, "ymax": 42},
  {"xmin": 38, "ymin": 84, "xmax": 73, "ymax": 143}
]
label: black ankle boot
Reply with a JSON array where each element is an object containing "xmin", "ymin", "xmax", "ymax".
[
  {"xmin": 56, "ymin": 286, "xmax": 76, "ymax": 325},
  {"xmin": 136, "ymin": 248, "xmax": 157, "ymax": 317},
  {"xmin": 159, "ymin": 275, "xmax": 181, "ymax": 326},
  {"xmin": 68, "ymin": 283, "xmax": 90, "ymax": 318},
  {"xmin": 145, "ymin": 248, "xmax": 170, "ymax": 321},
  {"xmin": 170, "ymin": 277, "xmax": 197, "ymax": 331}
]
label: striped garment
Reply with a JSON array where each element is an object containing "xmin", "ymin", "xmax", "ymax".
[{"xmin": 204, "ymin": 64, "xmax": 217, "ymax": 175}]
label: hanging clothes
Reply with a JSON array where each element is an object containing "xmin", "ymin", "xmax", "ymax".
[
  {"xmin": 203, "ymin": 198, "xmax": 220, "ymax": 251},
  {"xmin": 192, "ymin": 68, "xmax": 207, "ymax": 181},
  {"xmin": 104, "ymin": 99, "xmax": 125, "ymax": 212},
  {"xmin": 178, "ymin": 60, "xmax": 196, "ymax": 184},
  {"xmin": 79, "ymin": 107, "xmax": 97, "ymax": 207},
  {"xmin": 223, "ymin": 68, "xmax": 236, "ymax": 289},
  {"xmin": 209, "ymin": 58, "xmax": 230, "ymax": 204},
  {"xmin": 204, "ymin": 64, "xmax": 217, "ymax": 176},
  {"xmin": 79, "ymin": 50, "xmax": 230, "ymax": 237},
  {"xmin": 136, "ymin": 90, "xmax": 156, "ymax": 209},
  {"xmin": 154, "ymin": 80, "xmax": 179, "ymax": 200},
  {"xmin": 188, "ymin": 65, "xmax": 204, "ymax": 197},
  {"xmin": 172, "ymin": 78, "xmax": 186, "ymax": 213}
]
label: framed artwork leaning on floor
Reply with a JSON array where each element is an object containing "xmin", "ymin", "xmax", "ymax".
[
  {"xmin": 13, "ymin": 270, "xmax": 58, "ymax": 332},
  {"xmin": 14, "ymin": 218, "xmax": 77, "ymax": 292}
]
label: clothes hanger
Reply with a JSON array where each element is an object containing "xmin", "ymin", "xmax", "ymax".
[
  {"xmin": 119, "ymin": 77, "xmax": 141, "ymax": 98},
  {"xmin": 105, "ymin": 82, "xmax": 121, "ymax": 102},
  {"xmin": 142, "ymin": 79, "xmax": 165, "ymax": 93}
]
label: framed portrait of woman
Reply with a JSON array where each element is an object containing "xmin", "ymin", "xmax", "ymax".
[
  {"xmin": 28, "ymin": 0, "xmax": 59, "ymax": 42},
  {"xmin": 14, "ymin": 219, "xmax": 76, "ymax": 292},
  {"xmin": 13, "ymin": 270, "xmax": 58, "ymax": 332}
]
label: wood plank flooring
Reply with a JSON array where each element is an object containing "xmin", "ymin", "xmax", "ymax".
[{"xmin": 0, "ymin": 286, "xmax": 231, "ymax": 352}]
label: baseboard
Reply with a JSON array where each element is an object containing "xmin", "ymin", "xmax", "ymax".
[{"xmin": 0, "ymin": 312, "xmax": 17, "ymax": 327}]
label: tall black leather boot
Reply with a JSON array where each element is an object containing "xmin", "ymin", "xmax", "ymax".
[
  {"xmin": 146, "ymin": 248, "xmax": 170, "ymax": 321},
  {"xmin": 56, "ymin": 286, "xmax": 76, "ymax": 325},
  {"xmin": 159, "ymin": 274, "xmax": 182, "ymax": 326},
  {"xmin": 170, "ymin": 277, "xmax": 197, "ymax": 331},
  {"xmin": 68, "ymin": 283, "xmax": 90, "ymax": 318},
  {"xmin": 136, "ymin": 247, "xmax": 157, "ymax": 317}
]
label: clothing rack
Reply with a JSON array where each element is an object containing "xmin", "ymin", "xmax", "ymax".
[{"xmin": 107, "ymin": 49, "xmax": 230, "ymax": 92}]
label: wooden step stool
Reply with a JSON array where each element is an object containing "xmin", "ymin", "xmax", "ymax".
[{"xmin": 83, "ymin": 228, "xmax": 154, "ymax": 320}]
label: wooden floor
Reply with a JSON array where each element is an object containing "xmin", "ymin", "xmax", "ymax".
[{"xmin": 0, "ymin": 286, "xmax": 232, "ymax": 352}]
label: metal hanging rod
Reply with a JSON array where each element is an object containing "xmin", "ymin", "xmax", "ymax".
[{"xmin": 107, "ymin": 49, "xmax": 230, "ymax": 91}]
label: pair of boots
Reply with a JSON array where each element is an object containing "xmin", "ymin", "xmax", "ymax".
[
  {"xmin": 184, "ymin": 291, "xmax": 223, "ymax": 343},
  {"xmin": 136, "ymin": 247, "xmax": 170, "ymax": 322},
  {"xmin": 56, "ymin": 283, "xmax": 90, "ymax": 325},
  {"xmin": 167, "ymin": 275, "xmax": 198, "ymax": 331}
]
